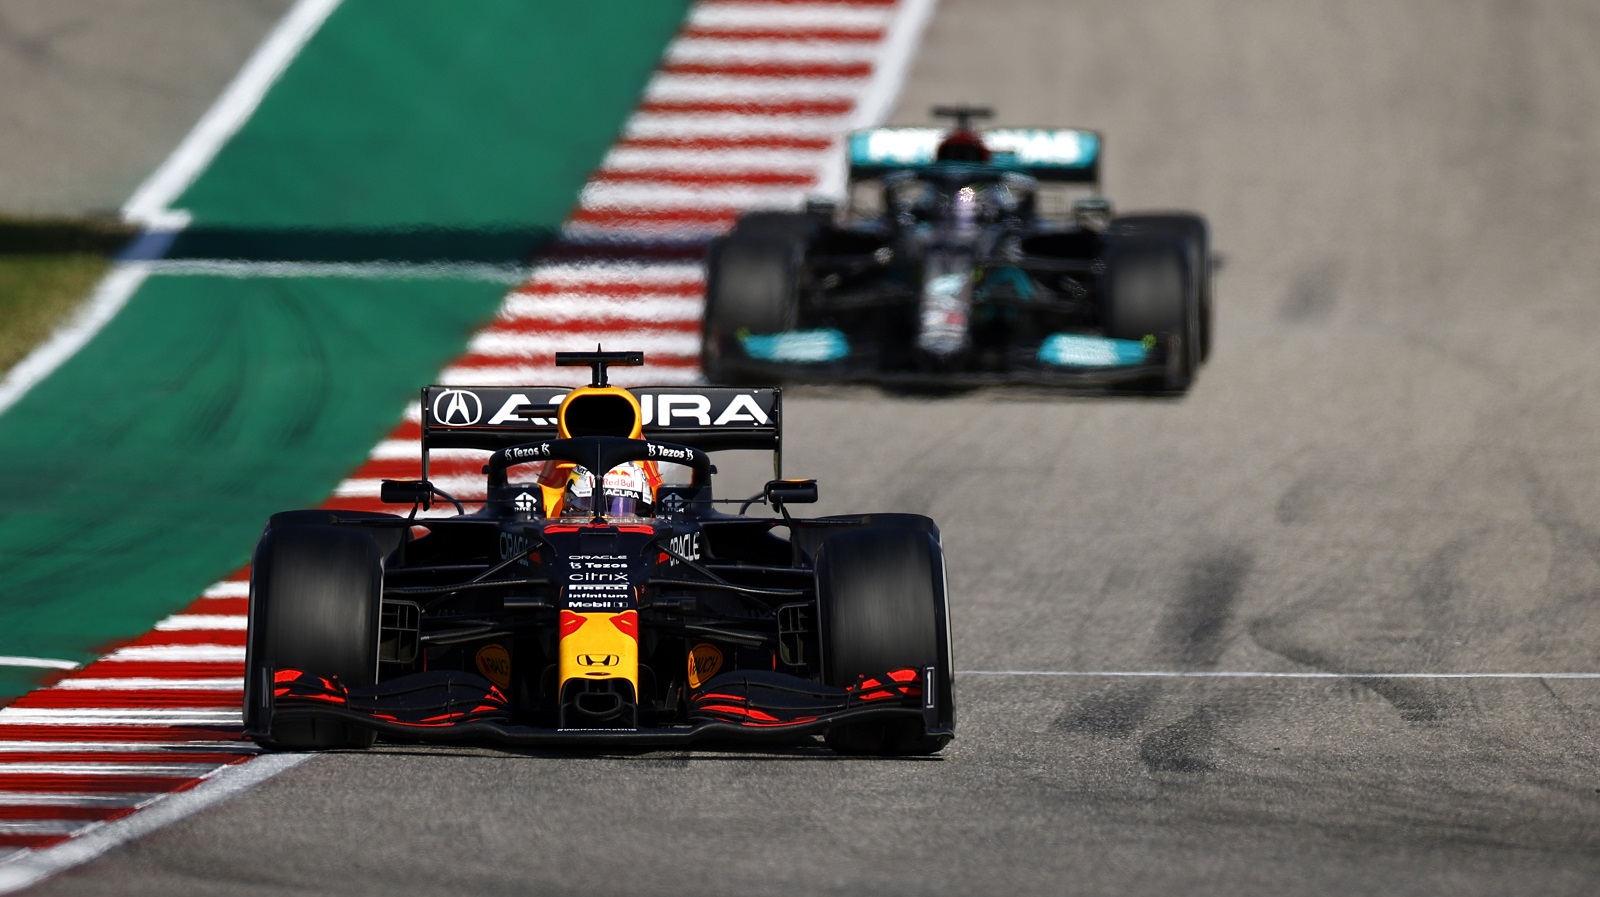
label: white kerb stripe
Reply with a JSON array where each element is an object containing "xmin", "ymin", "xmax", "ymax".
[
  {"xmin": 626, "ymin": 113, "xmax": 852, "ymax": 139},
  {"xmin": 498, "ymin": 295, "xmax": 704, "ymax": 323},
  {"xmin": 687, "ymin": 4, "xmax": 894, "ymax": 30},
  {"xmin": 515, "ymin": 261, "xmax": 706, "ymax": 285},
  {"xmin": 0, "ymin": 793, "xmax": 161, "ymax": 806},
  {"xmin": 100, "ymin": 646, "xmax": 245, "ymax": 663},
  {"xmin": 468, "ymin": 331, "xmax": 700, "ymax": 358},
  {"xmin": 602, "ymin": 146, "xmax": 829, "ymax": 171},
  {"xmin": 201, "ymin": 581, "xmax": 250, "ymax": 599},
  {"xmin": 645, "ymin": 75, "xmax": 865, "ymax": 103},
  {"xmin": 0, "ymin": 822, "xmax": 94, "ymax": 838},
  {"xmin": 154, "ymin": 616, "xmax": 246, "ymax": 631},
  {"xmin": 437, "ymin": 365, "xmax": 703, "ymax": 387},
  {"xmin": 667, "ymin": 37, "xmax": 880, "ymax": 64},
  {"xmin": 578, "ymin": 182, "xmax": 810, "ymax": 208},
  {"xmin": 0, "ymin": 763, "xmax": 224, "ymax": 777},
  {"xmin": 53, "ymin": 678, "xmax": 243, "ymax": 691},
  {"xmin": 0, "ymin": 709, "xmax": 241, "ymax": 725}
]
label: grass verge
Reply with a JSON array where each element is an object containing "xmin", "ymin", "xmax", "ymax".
[{"xmin": 0, "ymin": 216, "xmax": 134, "ymax": 375}]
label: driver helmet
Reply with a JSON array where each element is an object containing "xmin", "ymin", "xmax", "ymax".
[
  {"xmin": 562, "ymin": 462, "xmax": 653, "ymax": 518},
  {"xmin": 935, "ymin": 129, "xmax": 990, "ymax": 163}
]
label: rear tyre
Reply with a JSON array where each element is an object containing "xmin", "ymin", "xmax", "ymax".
[
  {"xmin": 817, "ymin": 527, "xmax": 953, "ymax": 756},
  {"xmin": 244, "ymin": 525, "xmax": 383, "ymax": 751},
  {"xmin": 1102, "ymin": 234, "xmax": 1197, "ymax": 393},
  {"xmin": 701, "ymin": 215, "xmax": 810, "ymax": 384}
]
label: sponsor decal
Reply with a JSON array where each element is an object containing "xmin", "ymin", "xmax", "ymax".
[
  {"xmin": 514, "ymin": 491, "xmax": 538, "ymax": 513},
  {"xmin": 646, "ymin": 443, "xmax": 693, "ymax": 462},
  {"xmin": 639, "ymin": 393, "xmax": 771, "ymax": 427},
  {"xmin": 659, "ymin": 492, "xmax": 686, "ymax": 514},
  {"xmin": 566, "ymin": 599, "xmax": 631, "ymax": 610},
  {"xmin": 664, "ymin": 531, "xmax": 701, "ymax": 566},
  {"xmin": 568, "ymin": 571, "xmax": 628, "ymax": 583},
  {"xmin": 577, "ymin": 654, "xmax": 620, "ymax": 667},
  {"xmin": 432, "ymin": 389, "xmax": 483, "ymax": 427},
  {"xmin": 506, "ymin": 444, "xmax": 550, "ymax": 462},
  {"xmin": 499, "ymin": 531, "xmax": 532, "ymax": 562},
  {"xmin": 475, "ymin": 644, "xmax": 512, "ymax": 689},
  {"xmin": 487, "ymin": 392, "xmax": 564, "ymax": 426},
  {"xmin": 570, "ymin": 554, "xmax": 626, "ymax": 560},
  {"xmin": 687, "ymin": 642, "xmax": 723, "ymax": 689}
]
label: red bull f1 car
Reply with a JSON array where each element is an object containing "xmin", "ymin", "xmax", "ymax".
[
  {"xmin": 243, "ymin": 351, "xmax": 953, "ymax": 755},
  {"xmin": 701, "ymin": 106, "xmax": 1213, "ymax": 392}
]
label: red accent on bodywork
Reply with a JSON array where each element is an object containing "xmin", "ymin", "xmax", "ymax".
[
  {"xmin": 609, "ymin": 610, "xmax": 639, "ymax": 640},
  {"xmin": 560, "ymin": 610, "xmax": 588, "ymax": 638}
]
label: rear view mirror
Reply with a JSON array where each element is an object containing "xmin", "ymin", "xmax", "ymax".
[
  {"xmin": 380, "ymin": 480, "xmax": 433, "ymax": 507},
  {"xmin": 765, "ymin": 479, "xmax": 818, "ymax": 506}
]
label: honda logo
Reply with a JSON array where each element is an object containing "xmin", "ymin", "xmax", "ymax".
[{"xmin": 432, "ymin": 389, "xmax": 483, "ymax": 426}]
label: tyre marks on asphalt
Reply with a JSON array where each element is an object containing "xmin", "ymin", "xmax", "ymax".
[{"xmin": 0, "ymin": 0, "xmax": 924, "ymax": 878}]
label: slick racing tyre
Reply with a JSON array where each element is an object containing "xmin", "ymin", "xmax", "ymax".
[
  {"xmin": 1113, "ymin": 213, "xmax": 1212, "ymax": 362},
  {"xmin": 701, "ymin": 215, "xmax": 809, "ymax": 384},
  {"xmin": 817, "ymin": 526, "xmax": 954, "ymax": 756},
  {"xmin": 1102, "ymin": 232, "xmax": 1199, "ymax": 393},
  {"xmin": 244, "ymin": 524, "xmax": 383, "ymax": 751}
]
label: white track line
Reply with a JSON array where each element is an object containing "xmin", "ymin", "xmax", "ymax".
[
  {"xmin": 0, "ymin": 658, "xmax": 79, "ymax": 672},
  {"xmin": 958, "ymin": 670, "xmax": 1600, "ymax": 680},
  {"xmin": 0, "ymin": 755, "xmax": 308, "ymax": 896},
  {"xmin": 144, "ymin": 259, "xmax": 531, "ymax": 282},
  {"xmin": 122, "ymin": 0, "xmax": 344, "ymax": 224}
]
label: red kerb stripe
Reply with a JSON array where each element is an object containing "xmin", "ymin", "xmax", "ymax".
[
  {"xmin": 513, "ymin": 280, "xmax": 704, "ymax": 297},
  {"xmin": 680, "ymin": 26, "xmax": 884, "ymax": 42},
  {"xmin": 617, "ymin": 135, "xmax": 833, "ymax": 152},
  {"xmin": 594, "ymin": 168, "xmax": 815, "ymax": 187},
  {"xmin": 10, "ymin": 690, "xmax": 243, "ymax": 710},
  {"xmin": 639, "ymin": 98, "xmax": 853, "ymax": 117},
  {"xmin": 72, "ymin": 661, "xmax": 243, "ymax": 680},
  {"xmin": 661, "ymin": 61, "xmax": 872, "ymax": 79},
  {"xmin": 0, "ymin": 773, "xmax": 201, "ymax": 794}
]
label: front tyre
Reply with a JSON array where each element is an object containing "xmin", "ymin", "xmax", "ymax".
[
  {"xmin": 701, "ymin": 218, "xmax": 809, "ymax": 384},
  {"xmin": 1102, "ymin": 234, "xmax": 1197, "ymax": 393},
  {"xmin": 817, "ymin": 527, "xmax": 954, "ymax": 756},
  {"xmin": 244, "ymin": 525, "xmax": 383, "ymax": 751}
]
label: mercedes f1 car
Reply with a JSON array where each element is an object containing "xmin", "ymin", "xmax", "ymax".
[
  {"xmin": 701, "ymin": 106, "xmax": 1213, "ymax": 392},
  {"xmin": 243, "ymin": 351, "xmax": 953, "ymax": 755}
]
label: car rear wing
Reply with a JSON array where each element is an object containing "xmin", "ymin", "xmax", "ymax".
[
  {"xmin": 847, "ymin": 127, "xmax": 1101, "ymax": 184},
  {"xmin": 419, "ymin": 385, "xmax": 784, "ymax": 476}
]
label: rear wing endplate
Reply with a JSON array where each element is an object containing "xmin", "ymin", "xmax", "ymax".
[
  {"xmin": 420, "ymin": 385, "xmax": 783, "ymax": 476},
  {"xmin": 847, "ymin": 127, "xmax": 1101, "ymax": 184}
]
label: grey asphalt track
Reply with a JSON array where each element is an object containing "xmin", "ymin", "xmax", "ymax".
[
  {"xmin": 25, "ymin": 0, "xmax": 1600, "ymax": 894},
  {"xmin": 0, "ymin": 0, "xmax": 293, "ymax": 217}
]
